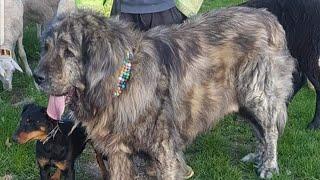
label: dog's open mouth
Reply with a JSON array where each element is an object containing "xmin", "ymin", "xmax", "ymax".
[{"xmin": 47, "ymin": 88, "xmax": 76, "ymax": 120}]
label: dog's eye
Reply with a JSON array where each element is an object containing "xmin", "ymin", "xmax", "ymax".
[
  {"xmin": 64, "ymin": 49, "xmax": 75, "ymax": 58},
  {"xmin": 26, "ymin": 118, "xmax": 30, "ymax": 123}
]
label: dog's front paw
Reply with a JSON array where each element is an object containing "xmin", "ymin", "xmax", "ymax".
[{"xmin": 258, "ymin": 161, "xmax": 279, "ymax": 179}]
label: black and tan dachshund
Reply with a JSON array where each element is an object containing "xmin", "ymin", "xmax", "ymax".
[{"xmin": 12, "ymin": 103, "xmax": 108, "ymax": 180}]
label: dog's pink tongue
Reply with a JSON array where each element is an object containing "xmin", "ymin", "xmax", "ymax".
[{"xmin": 47, "ymin": 95, "xmax": 66, "ymax": 120}]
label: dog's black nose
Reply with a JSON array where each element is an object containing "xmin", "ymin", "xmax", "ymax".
[{"xmin": 33, "ymin": 73, "xmax": 45, "ymax": 84}]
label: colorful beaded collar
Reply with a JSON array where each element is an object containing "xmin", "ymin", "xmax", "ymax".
[{"xmin": 114, "ymin": 52, "xmax": 133, "ymax": 97}]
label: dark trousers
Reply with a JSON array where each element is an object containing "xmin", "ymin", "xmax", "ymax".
[
  {"xmin": 119, "ymin": 7, "xmax": 187, "ymax": 31},
  {"xmin": 110, "ymin": 0, "xmax": 186, "ymax": 30}
]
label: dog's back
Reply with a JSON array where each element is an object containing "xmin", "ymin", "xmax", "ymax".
[{"xmin": 144, "ymin": 7, "xmax": 294, "ymax": 138}]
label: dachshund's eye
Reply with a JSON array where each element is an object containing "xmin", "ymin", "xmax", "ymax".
[
  {"xmin": 26, "ymin": 118, "xmax": 30, "ymax": 123},
  {"xmin": 64, "ymin": 48, "xmax": 75, "ymax": 58}
]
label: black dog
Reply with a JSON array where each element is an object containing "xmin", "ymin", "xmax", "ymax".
[
  {"xmin": 242, "ymin": 0, "xmax": 320, "ymax": 129},
  {"xmin": 12, "ymin": 103, "xmax": 108, "ymax": 180}
]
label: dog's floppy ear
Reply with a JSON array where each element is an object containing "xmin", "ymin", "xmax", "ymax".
[
  {"xmin": 81, "ymin": 21, "xmax": 129, "ymax": 117},
  {"xmin": 78, "ymin": 14, "xmax": 135, "ymax": 118},
  {"xmin": 82, "ymin": 35, "xmax": 119, "ymax": 116}
]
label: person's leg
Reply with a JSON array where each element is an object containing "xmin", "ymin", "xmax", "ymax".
[
  {"xmin": 120, "ymin": 7, "xmax": 187, "ymax": 31},
  {"xmin": 110, "ymin": 0, "xmax": 121, "ymax": 16},
  {"xmin": 149, "ymin": 7, "xmax": 186, "ymax": 28},
  {"xmin": 119, "ymin": 13, "xmax": 149, "ymax": 30}
]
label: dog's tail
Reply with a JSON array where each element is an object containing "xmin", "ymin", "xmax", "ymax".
[{"xmin": 273, "ymin": 54, "xmax": 296, "ymax": 135}]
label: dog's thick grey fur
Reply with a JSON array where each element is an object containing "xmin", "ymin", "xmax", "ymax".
[{"xmin": 35, "ymin": 7, "xmax": 295, "ymax": 179}]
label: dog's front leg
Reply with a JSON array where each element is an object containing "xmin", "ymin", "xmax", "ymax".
[
  {"xmin": 152, "ymin": 140, "xmax": 182, "ymax": 180},
  {"xmin": 37, "ymin": 158, "xmax": 50, "ymax": 180},
  {"xmin": 17, "ymin": 35, "xmax": 32, "ymax": 76},
  {"xmin": 108, "ymin": 151, "xmax": 135, "ymax": 180},
  {"xmin": 39, "ymin": 166, "xmax": 50, "ymax": 180}
]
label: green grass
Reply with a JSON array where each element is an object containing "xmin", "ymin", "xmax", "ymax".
[
  {"xmin": 76, "ymin": 0, "xmax": 104, "ymax": 11},
  {"xmin": 1, "ymin": 0, "xmax": 320, "ymax": 179},
  {"xmin": 76, "ymin": 0, "xmax": 113, "ymax": 16}
]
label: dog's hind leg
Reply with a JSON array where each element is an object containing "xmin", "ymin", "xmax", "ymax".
[
  {"xmin": 308, "ymin": 90, "xmax": 320, "ymax": 129},
  {"xmin": 238, "ymin": 54, "xmax": 293, "ymax": 178},
  {"xmin": 17, "ymin": 35, "xmax": 32, "ymax": 76},
  {"xmin": 291, "ymin": 62, "xmax": 306, "ymax": 100},
  {"xmin": 240, "ymin": 109, "xmax": 264, "ymax": 164},
  {"xmin": 240, "ymin": 103, "xmax": 287, "ymax": 179},
  {"xmin": 306, "ymin": 56, "xmax": 320, "ymax": 129}
]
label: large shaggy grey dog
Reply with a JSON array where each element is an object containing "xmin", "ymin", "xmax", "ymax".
[{"xmin": 34, "ymin": 7, "xmax": 295, "ymax": 179}]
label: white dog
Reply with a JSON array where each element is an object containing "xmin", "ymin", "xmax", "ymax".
[
  {"xmin": 0, "ymin": 0, "xmax": 24, "ymax": 90},
  {"xmin": 0, "ymin": 0, "xmax": 76, "ymax": 90}
]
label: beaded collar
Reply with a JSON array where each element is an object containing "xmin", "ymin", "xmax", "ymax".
[{"xmin": 114, "ymin": 52, "xmax": 133, "ymax": 97}]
